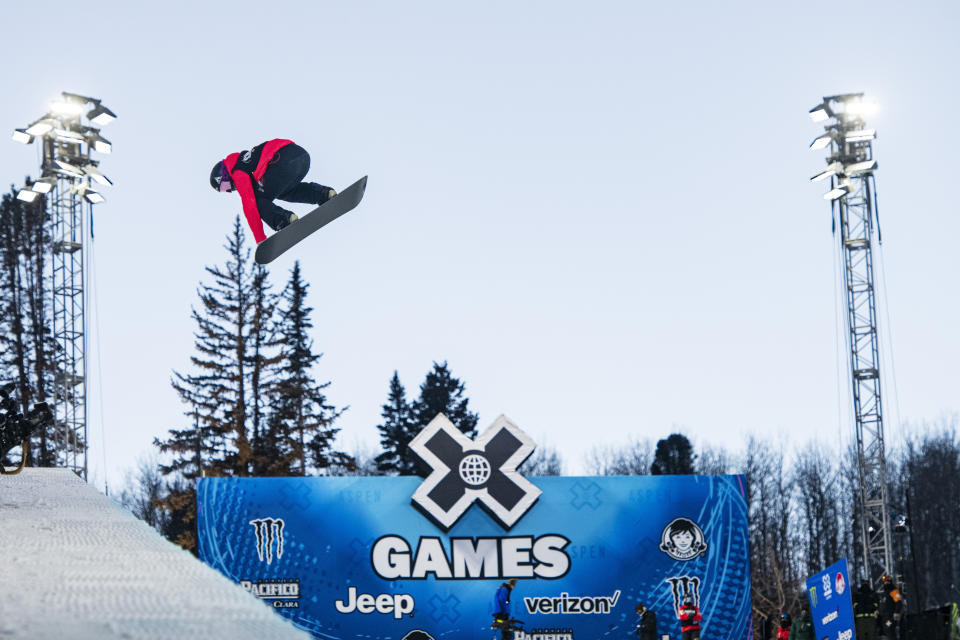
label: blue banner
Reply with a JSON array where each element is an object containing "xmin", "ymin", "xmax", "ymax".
[
  {"xmin": 805, "ymin": 558, "xmax": 855, "ymax": 640},
  {"xmin": 198, "ymin": 474, "xmax": 750, "ymax": 640}
]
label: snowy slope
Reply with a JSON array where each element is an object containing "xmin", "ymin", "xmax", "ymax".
[{"xmin": 0, "ymin": 468, "xmax": 312, "ymax": 640}]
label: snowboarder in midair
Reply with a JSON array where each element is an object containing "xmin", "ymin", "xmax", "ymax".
[{"xmin": 210, "ymin": 139, "xmax": 336, "ymax": 243}]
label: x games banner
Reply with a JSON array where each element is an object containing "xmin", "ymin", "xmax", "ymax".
[{"xmin": 198, "ymin": 415, "xmax": 751, "ymax": 639}]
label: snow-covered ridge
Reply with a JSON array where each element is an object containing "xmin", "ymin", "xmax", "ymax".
[{"xmin": 0, "ymin": 468, "xmax": 311, "ymax": 640}]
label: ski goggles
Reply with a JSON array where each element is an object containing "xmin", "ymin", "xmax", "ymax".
[{"xmin": 218, "ymin": 163, "xmax": 234, "ymax": 192}]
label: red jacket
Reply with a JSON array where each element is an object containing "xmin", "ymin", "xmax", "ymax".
[
  {"xmin": 777, "ymin": 626, "xmax": 790, "ymax": 640},
  {"xmin": 679, "ymin": 604, "xmax": 702, "ymax": 632},
  {"xmin": 223, "ymin": 139, "xmax": 294, "ymax": 243}
]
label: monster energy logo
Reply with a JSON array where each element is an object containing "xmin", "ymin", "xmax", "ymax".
[
  {"xmin": 666, "ymin": 575, "xmax": 702, "ymax": 615},
  {"xmin": 249, "ymin": 517, "xmax": 285, "ymax": 564}
]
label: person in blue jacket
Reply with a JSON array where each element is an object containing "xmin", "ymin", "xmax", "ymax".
[{"xmin": 492, "ymin": 579, "xmax": 518, "ymax": 640}]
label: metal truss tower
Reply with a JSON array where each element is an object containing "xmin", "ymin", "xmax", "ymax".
[
  {"xmin": 12, "ymin": 92, "xmax": 116, "ymax": 479},
  {"xmin": 808, "ymin": 93, "xmax": 892, "ymax": 582}
]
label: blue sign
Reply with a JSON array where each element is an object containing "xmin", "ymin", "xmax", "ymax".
[
  {"xmin": 805, "ymin": 559, "xmax": 855, "ymax": 640},
  {"xmin": 198, "ymin": 412, "xmax": 749, "ymax": 639},
  {"xmin": 198, "ymin": 472, "xmax": 751, "ymax": 640}
]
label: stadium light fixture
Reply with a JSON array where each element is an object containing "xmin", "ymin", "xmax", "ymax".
[
  {"xmin": 84, "ymin": 190, "xmax": 105, "ymax": 204},
  {"xmin": 846, "ymin": 129, "xmax": 876, "ymax": 143},
  {"xmin": 25, "ymin": 119, "xmax": 55, "ymax": 137},
  {"xmin": 16, "ymin": 188, "xmax": 39, "ymax": 203},
  {"xmin": 86, "ymin": 131, "xmax": 112, "ymax": 154},
  {"xmin": 54, "ymin": 129, "xmax": 85, "ymax": 145},
  {"xmin": 86, "ymin": 103, "xmax": 117, "ymax": 126},
  {"xmin": 12, "ymin": 129, "xmax": 33, "ymax": 144},
  {"xmin": 824, "ymin": 184, "xmax": 850, "ymax": 201},
  {"xmin": 50, "ymin": 100, "xmax": 85, "ymax": 117},
  {"xmin": 809, "ymin": 101, "xmax": 832, "ymax": 122},
  {"xmin": 810, "ymin": 132, "xmax": 835, "ymax": 150},
  {"xmin": 32, "ymin": 177, "xmax": 55, "ymax": 194},
  {"xmin": 54, "ymin": 160, "xmax": 84, "ymax": 177},
  {"xmin": 82, "ymin": 165, "xmax": 113, "ymax": 186},
  {"xmin": 811, "ymin": 162, "xmax": 843, "ymax": 183},
  {"xmin": 845, "ymin": 160, "xmax": 878, "ymax": 176},
  {"xmin": 844, "ymin": 99, "xmax": 878, "ymax": 117}
]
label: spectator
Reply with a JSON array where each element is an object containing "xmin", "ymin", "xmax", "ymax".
[
  {"xmin": 635, "ymin": 602, "xmax": 658, "ymax": 640},
  {"xmin": 877, "ymin": 576, "xmax": 903, "ymax": 639},
  {"xmin": 790, "ymin": 604, "xmax": 814, "ymax": 640},
  {"xmin": 777, "ymin": 612, "xmax": 792, "ymax": 640},
  {"xmin": 853, "ymin": 579, "xmax": 879, "ymax": 640},
  {"xmin": 678, "ymin": 595, "xmax": 702, "ymax": 640},
  {"xmin": 492, "ymin": 579, "xmax": 518, "ymax": 640}
]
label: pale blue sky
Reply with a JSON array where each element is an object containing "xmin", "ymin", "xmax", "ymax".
[{"xmin": 2, "ymin": 1, "xmax": 958, "ymax": 489}]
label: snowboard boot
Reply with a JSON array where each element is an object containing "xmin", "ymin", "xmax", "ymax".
[
  {"xmin": 276, "ymin": 212, "xmax": 299, "ymax": 231},
  {"xmin": 317, "ymin": 186, "xmax": 336, "ymax": 204}
]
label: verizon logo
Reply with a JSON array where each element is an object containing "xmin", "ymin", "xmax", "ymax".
[{"xmin": 523, "ymin": 590, "xmax": 621, "ymax": 615}]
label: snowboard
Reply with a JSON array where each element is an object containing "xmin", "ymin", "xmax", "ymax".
[{"xmin": 254, "ymin": 175, "xmax": 368, "ymax": 264}]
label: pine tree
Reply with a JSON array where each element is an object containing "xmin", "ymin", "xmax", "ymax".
[
  {"xmin": 155, "ymin": 218, "xmax": 271, "ymax": 552},
  {"xmin": 411, "ymin": 361, "xmax": 478, "ymax": 438},
  {"xmin": 267, "ymin": 261, "xmax": 346, "ymax": 475},
  {"xmin": 650, "ymin": 433, "xmax": 696, "ymax": 475},
  {"xmin": 374, "ymin": 371, "xmax": 417, "ymax": 475},
  {"xmin": 375, "ymin": 362, "xmax": 479, "ymax": 477},
  {"xmin": 160, "ymin": 219, "xmax": 256, "ymax": 476},
  {"xmin": 248, "ymin": 263, "xmax": 282, "ymax": 475}
]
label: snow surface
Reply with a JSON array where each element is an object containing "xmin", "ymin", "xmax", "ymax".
[{"xmin": 0, "ymin": 468, "xmax": 312, "ymax": 640}]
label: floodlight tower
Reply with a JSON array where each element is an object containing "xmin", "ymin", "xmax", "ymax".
[
  {"xmin": 11, "ymin": 92, "xmax": 116, "ymax": 479},
  {"xmin": 808, "ymin": 93, "xmax": 892, "ymax": 583}
]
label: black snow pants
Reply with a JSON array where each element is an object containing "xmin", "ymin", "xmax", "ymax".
[{"xmin": 256, "ymin": 144, "xmax": 333, "ymax": 230}]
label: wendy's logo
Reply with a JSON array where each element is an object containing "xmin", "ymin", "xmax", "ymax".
[{"xmin": 659, "ymin": 517, "xmax": 708, "ymax": 561}]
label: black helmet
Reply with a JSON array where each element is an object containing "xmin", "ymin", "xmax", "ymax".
[{"xmin": 210, "ymin": 161, "xmax": 232, "ymax": 191}]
